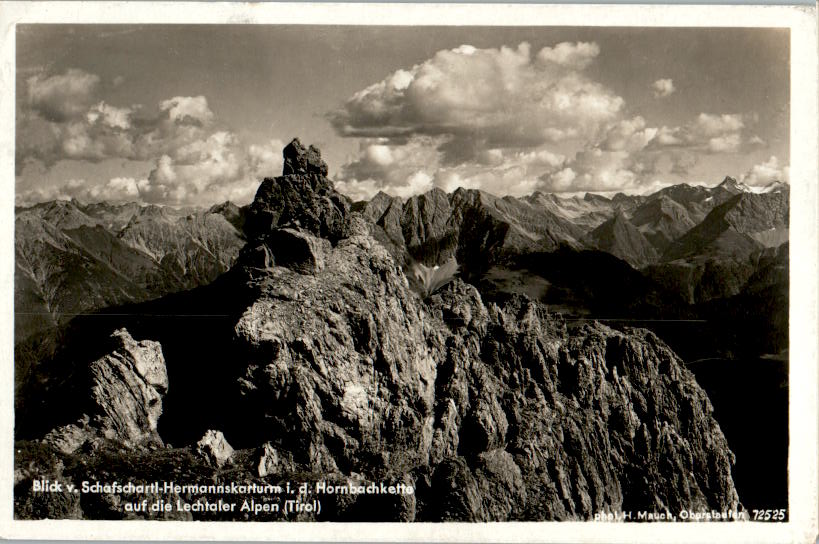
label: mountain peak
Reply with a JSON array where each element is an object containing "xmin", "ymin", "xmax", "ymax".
[
  {"xmin": 717, "ymin": 176, "xmax": 752, "ymax": 194},
  {"xmin": 282, "ymin": 137, "xmax": 328, "ymax": 177},
  {"xmin": 209, "ymin": 200, "xmax": 237, "ymax": 213},
  {"xmin": 718, "ymin": 176, "xmax": 739, "ymax": 188},
  {"xmin": 585, "ymin": 212, "xmax": 657, "ymax": 268}
]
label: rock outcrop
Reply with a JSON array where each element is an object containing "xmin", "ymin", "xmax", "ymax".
[
  {"xmin": 42, "ymin": 328, "xmax": 167, "ymax": 453},
  {"xmin": 90, "ymin": 329, "xmax": 168, "ymax": 445},
  {"xmin": 227, "ymin": 234, "xmax": 739, "ymax": 518}
]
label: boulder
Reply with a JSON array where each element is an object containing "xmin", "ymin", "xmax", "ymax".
[
  {"xmin": 43, "ymin": 416, "xmax": 93, "ymax": 455},
  {"xmin": 196, "ymin": 430, "xmax": 234, "ymax": 467},
  {"xmin": 256, "ymin": 442, "xmax": 298, "ymax": 477}
]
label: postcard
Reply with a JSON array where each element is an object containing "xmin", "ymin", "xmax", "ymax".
[{"xmin": 1, "ymin": 2, "xmax": 817, "ymax": 542}]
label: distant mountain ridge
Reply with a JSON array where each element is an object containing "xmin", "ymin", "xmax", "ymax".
[
  {"xmin": 14, "ymin": 199, "xmax": 246, "ymax": 344},
  {"xmin": 17, "ymin": 175, "xmax": 788, "ymax": 342},
  {"xmin": 351, "ymin": 175, "xmax": 788, "ymax": 273}
]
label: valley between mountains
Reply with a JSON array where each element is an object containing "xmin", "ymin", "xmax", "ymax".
[{"xmin": 14, "ymin": 139, "xmax": 788, "ymax": 521}]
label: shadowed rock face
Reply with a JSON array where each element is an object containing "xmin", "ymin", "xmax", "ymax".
[{"xmin": 16, "ymin": 140, "xmax": 740, "ymax": 521}]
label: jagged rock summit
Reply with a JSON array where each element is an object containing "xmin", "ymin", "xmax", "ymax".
[
  {"xmin": 283, "ymin": 137, "xmax": 329, "ymax": 177},
  {"xmin": 243, "ymin": 138, "xmax": 350, "ymax": 246}
]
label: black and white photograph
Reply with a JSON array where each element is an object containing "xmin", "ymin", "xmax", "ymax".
[{"xmin": 2, "ymin": 2, "xmax": 818, "ymax": 541}]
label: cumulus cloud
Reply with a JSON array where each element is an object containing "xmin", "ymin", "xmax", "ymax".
[
  {"xmin": 247, "ymin": 139, "xmax": 286, "ymax": 179},
  {"xmin": 433, "ymin": 166, "xmax": 542, "ymax": 198},
  {"xmin": 542, "ymin": 149, "xmax": 637, "ymax": 193},
  {"xmin": 15, "ymin": 179, "xmax": 85, "ymax": 205},
  {"xmin": 337, "ymin": 171, "xmax": 434, "ymax": 202},
  {"xmin": 334, "ymin": 102, "xmax": 757, "ymax": 197},
  {"xmin": 539, "ymin": 116, "xmax": 703, "ymax": 194},
  {"xmin": 648, "ymin": 113, "xmax": 747, "ymax": 154},
  {"xmin": 108, "ymin": 134, "xmax": 285, "ymax": 206},
  {"xmin": 17, "ymin": 135, "xmax": 287, "ymax": 207},
  {"xmin": 335, "ymin": 138, "xmax": 440, "ymax": 200},
  {"xmin": 142, "ymin": 131, "xmax": 242, "ymax": 202},
  {"xmin": 87, "ymin": 101, "xmax": 133, "ymax": 129},
  {"xmin": 334, "ymin": 135, "xmax": 567, "ymax": 201},
  {"xmin": 694, "ymin": 113, "xmax": 744, "ymax": 136},
  {"xmin": 26, "ymin": 68, "xmax": 100, "ymax": 122},
  {"xmin": 17, "ymin": 68, "xmax": 289, "ymax": 207},
  {"xmin": 652, "ymin": 78, "xmax": 675, "ymax": 98},
  {"xmin": 707, "ymin": 133, "xmax": 742, "ymax": 153},
  {"xmin": 85, "ymin": 177, "xmax": 142, "ymax": 202},
  {"xmin": 535, "ymin": 41, "xmax": 600, "ymax": 69},
  {"xmin": 330, "ymin": 41, "xmax": 639, "ymax": 198},
  {"xmin": 600, "ymin": 117, "xmax": 658, "ymax": 152},
  {"xmin": 16, "ymin": 68, "xmax": 257, "ymax": 193},
  {"xmin": 646, "ymin": 113, "xmax": 745, "ymax": 153},
  {"xmin": 330, "ymin": 41, "xmax": 761, "ymax": 198},
  {"xmin": 159, "ymin": 96, "xmax": 214, "ymax": 126},
  {"xmin": 329, "ymin": 41, "xmax": 622, "ymax": 164},
  {"xmin": 748, "ymin": 135, "xmax": 766, "ymax": 147},
  {"xmin": 16, "ymin": 177, "xmax": 146, "ymax": 206},
  {"xmin": 17, "ymin": 67, "xmax": 227, "ymax": 172},
  {"xmin": 740, "ymin": 155, "xmax": 789, "ymax": 186}
]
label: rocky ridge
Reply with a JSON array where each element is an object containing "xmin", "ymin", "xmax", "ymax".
[{"xmin": 16, "ymin": 139, "xmax": 741, "ymax": 521}]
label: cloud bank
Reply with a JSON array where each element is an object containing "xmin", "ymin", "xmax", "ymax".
[
  {"xmin": 17, "ymin": 68, "xmax": 283, "ymax": 207},
  {"xmin": 17, "ymin": 43, "xmax": 785, "ymax": 207},
  {"xmin": 329, "ymin": 42, "xmax": 767, "ymax": 200},
  {"xmin": 329, "ymin": 41, "xmax": 621, "ymax": 164}
]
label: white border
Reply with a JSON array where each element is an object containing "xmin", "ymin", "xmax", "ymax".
[{"xmin": 0, "ymin": 3, "xmax": 816, "ymax": 543}]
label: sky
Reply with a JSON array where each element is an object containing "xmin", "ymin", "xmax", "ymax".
[{"xmin": 15, "ymin": 25, "xmax": 790, "ymax": 207}]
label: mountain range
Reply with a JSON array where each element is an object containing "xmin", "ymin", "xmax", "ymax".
[
  {"xmin": 15, "ymin": 200, "xmax": 244, "ymax": 342},
  {"xmin": 16, "ymin": 170, "xmax": 786, "ymax": 346},
  {"xmin": 14, "ymin": 139, "xmax": 788, "ymax": 520}
]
